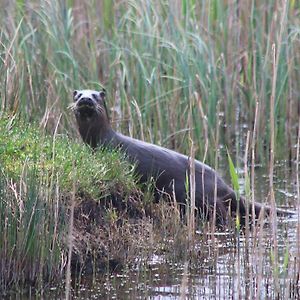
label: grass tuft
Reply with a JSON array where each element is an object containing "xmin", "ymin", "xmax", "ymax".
[{"xmin": 0, "ymin": 113, "xmax": 138, "ymax": 292}]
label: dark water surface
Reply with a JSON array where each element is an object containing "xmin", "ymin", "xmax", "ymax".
[
  {"xmin": 68, "ymin": 221, "xmax": 298, "ymax": 299},
  {"xmin": 60, "ymin": 162, "xmax": 299, "ymax": 299},
  {"xmin": 12, "ymin": 162, "xmax": 300, "ymax": 299}
]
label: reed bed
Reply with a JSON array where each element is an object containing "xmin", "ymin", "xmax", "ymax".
[
  {"xmin": 0, "ymin": 0, "xmax": 299, "ymax": 298},
  {"xmin": 0, "ymin": 0, "xmax": 299, "ymax": 162}
]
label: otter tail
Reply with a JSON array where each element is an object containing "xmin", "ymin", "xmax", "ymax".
[{"xmin": 239, "ymin": 196, "xmax": 295, "ymax": 219}]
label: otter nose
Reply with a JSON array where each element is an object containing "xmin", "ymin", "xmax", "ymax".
[{"xmin": 78, "ymin": 97, "xmax": 94, "ymax": 106}]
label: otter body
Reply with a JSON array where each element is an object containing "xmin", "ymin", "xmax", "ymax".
[{"xmin": 71, "ymin": 89, "xmax": 273, "ymax": 224}]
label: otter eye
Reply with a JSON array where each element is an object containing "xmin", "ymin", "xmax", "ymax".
[
  {"xmin": 99, "ymin": 89, "xmax": 106, "ymax": 99},
  {"xmin": 92, "ymin": 93, "xmax": 98, "ymax": 101},
  {"xmin": 73, "ymin": 90, "xmax": 82, "ymax": 102},
  {"xmin": 74, "ymin": 93, "xmax": 82, "ymax": 102}
]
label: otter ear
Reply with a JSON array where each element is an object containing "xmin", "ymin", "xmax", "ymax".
[
  {"xmin": 73, "ymin": 90, "xmax": 78, "ymax": 99},
  {"xmin": 99, "ymin": 89, "xmax": 106, "ymax": 100}
]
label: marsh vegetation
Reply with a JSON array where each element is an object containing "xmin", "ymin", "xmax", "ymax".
[{"xmin": 0, "ymin": 0, "xmax": 299, "ymax": 298}]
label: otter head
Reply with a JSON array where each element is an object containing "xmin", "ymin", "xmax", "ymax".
[
  {"xmin": 71, "ymin": 89, "xmax": 111, "ymax": 149},
  {"xmin": 72, "ymin": 89, "xmax": 107, "ymax": 120}
]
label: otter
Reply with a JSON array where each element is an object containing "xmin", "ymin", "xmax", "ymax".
[{"xmin": 70, "ymin": 89, "xmax": 287, "ymax": 225}]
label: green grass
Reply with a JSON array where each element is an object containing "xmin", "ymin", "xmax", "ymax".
[
  {"xmin": 0, "ymin": 0, "xmax": 299, "ymax": 297},
  {"xmin": 0, "ymin": 115, "xmax": 136, "ymax": 197},
  {"xmin": 0, "ymin": 114, "xmax": 138, "ymax": 292}
]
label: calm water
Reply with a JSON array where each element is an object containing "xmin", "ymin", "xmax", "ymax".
[
  {"xmin": 55, "ymin": 162, "xmax": 299, "ymax": 299},
  {"xmin": 68, "ymin": 218, "xmax": 298, "ymax": 299},
  {"xmin": 12, "ymin": 162, "xmax": 300, "ymax": 299}
]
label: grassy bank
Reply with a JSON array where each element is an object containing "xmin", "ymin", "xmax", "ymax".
[{"xmin": 0, "ymin": 114, "xmax": 145, "ymax": 292}]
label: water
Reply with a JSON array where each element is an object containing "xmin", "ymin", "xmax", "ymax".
[
  {"xmin": 67, "ymin": 215, "xmax": 298, "ymax": 299},
  {"xmin": 67, "ymin": 161, "xmax": 298, "ymax": 300},
  {"xmin": 10, "ymin": 162, "xmax": 300, "ymax": 299}
]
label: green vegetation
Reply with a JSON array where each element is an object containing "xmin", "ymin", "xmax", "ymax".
[
  {"xmin": 0, "ymin": 1, "xmax": 298, "ymax": 163},
  {"xmin": 0, "ymin": 115, "xmax": 136, "ymax": 197},
  {"xmin": 0, "ymin": 0, "xmax": 299, "ymax": 298},
  {"xmin": 0, "ymin": 114, "xmax": 138, "ymax": 291}
]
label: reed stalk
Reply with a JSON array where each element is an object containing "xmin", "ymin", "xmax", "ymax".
[
  {"xmin": 187, "ymin": 99, "xmax": 195, "ymax": 244},
  {"xmin": 296, "ymin": 118, "xmax": 300, "ymax": 279},
  {"xmin": 211, "ymin": 101, "xmax": 220, "ymax": 237},
  {"xmin": 251, "ymin": 101, "xmax": 259, "ymax": 228},
  {"xmin": 269, "ymin": 42, "xmax": 279, "ymax": 293},
  {"xmin": 65, "ymin": 164, "xmax": 76, "ymax": 300}
]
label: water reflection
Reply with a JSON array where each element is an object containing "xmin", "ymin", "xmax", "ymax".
[
  {"xmin": 15, "ymin": 163, "xmax": 300, "ymax": 299},
  {"xmin": 67, "ymin": 214, "xmax": 297, "ymax": 299},
  {"xmin": 70, "ymin": 162, "xmax": 298, "ymax": 300}
]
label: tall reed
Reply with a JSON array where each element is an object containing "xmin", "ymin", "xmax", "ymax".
[
  {"xmin": 0, "ymin": 0, "xmax": 298, "ymax": 163},
  {"xmin": 0, "ymin": 0, "xmax": 299, "ymax": 297},
  {"xmin": 0, "ymin": 166, "xmax": 65, "ymax": 291}
]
